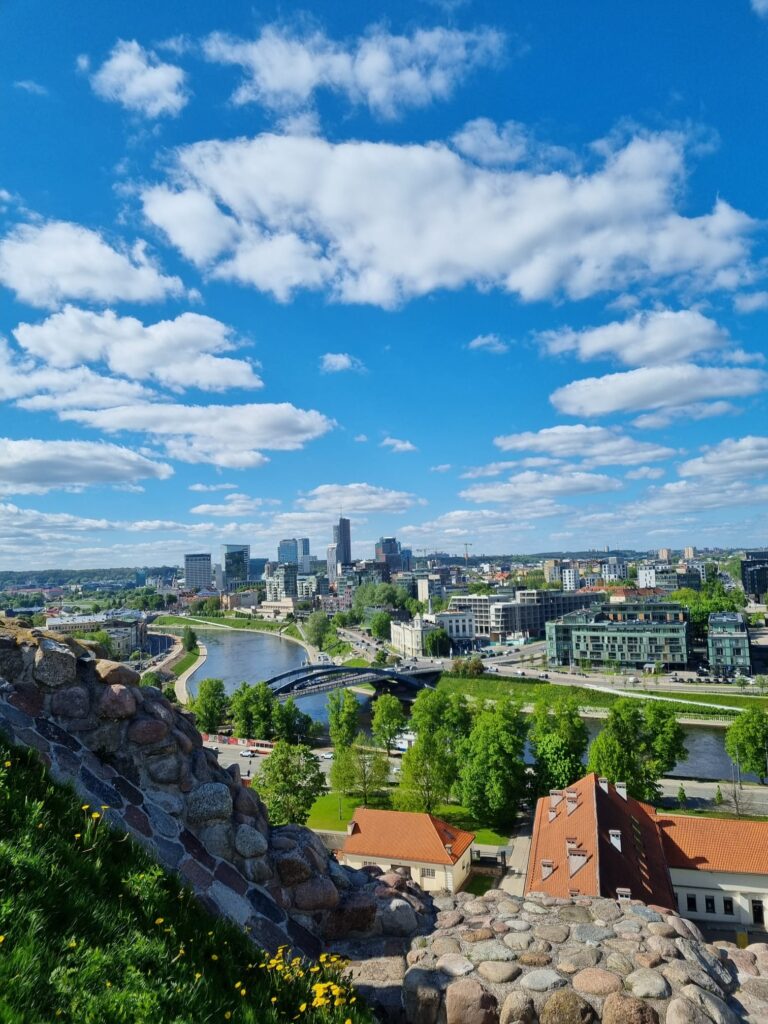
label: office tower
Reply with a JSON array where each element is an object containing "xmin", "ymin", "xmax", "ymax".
[
  {"xmin": 185, "ymin": 553, "xmax": 212, "ymax": 591},
  {"xmin": 658, "ymin": 548, "xmax": 671, "ymax": 562},
  {"xmin": 249, "ymin": 557, "xmax": 268, "ymax": 581},
  {"xmin": 333, "ymin": 516, "xmax": 352, "ymax": 565},
  {"xmin": 297, "ymin": 537, "xmax": 311, "ymax": 574},
  {"xmin": 327, "ymin": 544, "xmax": 338, "ymax": 584},
  {"xmin": 266, "ymin": 563, "xmax": 298, "ymax": 600},
  {"xmin": 277, "ymin": 538, "xmax": 299, "ymax": 564},
  {"xmin": 683, "ymin": 546, "xmax": 696, "ymax": 561},
  {"xmin": 222, "ymin": 544, "xmax": 250, "ymax": 588},
  {"xmin": 214, "ymin": 563, "xmax": 224, "ymax": 590}
]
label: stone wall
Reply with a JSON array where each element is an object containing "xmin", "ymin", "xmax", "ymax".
[{"xmin": 0, "ymin": 621, "xmax": 433, "ymax": 958}]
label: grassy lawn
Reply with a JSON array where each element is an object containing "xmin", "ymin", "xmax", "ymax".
[
  {"xmin": 171, "ymin": 646, "xmax": 200, "ymax": 678},
  {"xmin": 648, "ymin": 689, "xmax": 768, "ymax": 711},
  {"xmin": 321, "ymin": 634, "xmax": 353, "ymax": 659},
  {"xmin": 342, "ymin": 658, "xmax": 372, "ymax": 670},
  {"xmin": 433, "ymin": 804, "xmax": 510, "ymax": 846},
  {"xmin": 156, "ymin": 615, "xmax": 302, "ymax": 641},
  {"xmin": 462, "ymin": 874, "xmax": 498, "ymax": 896},
  {"xmin": 0, "ymin": 738, "xmax": 374, "ymax": 1024}
]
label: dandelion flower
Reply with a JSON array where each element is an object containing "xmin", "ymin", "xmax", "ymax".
[
  {"xmin": 4, "ymin": 760, "xmax": 11, "ymax": 767},
  {"xmin": 91, "ymin": 811, "xmax": 101, "ymax": 820},
  {"xmin": 299, "ymin": 1003, "xmax": 307, "ymax": 1012},
  {"xmin": 74, "ymin": 833, "xmax": 81, "ymax": 839},
  {"xmin": 0, "ymin": 936, "xmax": 4, "ymax": 944},
  {"xmin": 271, "ymin": 997, "xmax": 277, "ymax": 1004},
  {"xmin": 224, "ymin": 1014, "xmax": 231, "ymax": 1021},
  {"xmin": 211, "ymin": 954, "xmax": 219, "ymax": 961},
  {"xmin": 81, "ymin": 804, "xmax": 89, "ymax": 811},
  {"xmin": 194, "ymin": 973, "xmax": 202, "ymax": 981},
  {"xmin": 240, "ymin": 989, "xmax": 246, "ymax": 997},
  {"xmin": 154, "ymin": 918, "xmax": 164, "ymax": 925}
]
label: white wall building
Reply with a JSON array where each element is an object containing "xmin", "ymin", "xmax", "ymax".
[
  {"xmin": 562, "ymin": 567, "xmax": 581, "ymax": 591},
  {"xmin": 390, "ymin": 615, "xmax": 435, "ymax": 658},
  {"xmin": 424, "ymin": 609, "xmax": 475, "ymax": 642}
]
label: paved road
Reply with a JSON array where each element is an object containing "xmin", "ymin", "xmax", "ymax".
[{"xmin": 206, "ymin": 742, "xmax": 403, "ymax": 784}]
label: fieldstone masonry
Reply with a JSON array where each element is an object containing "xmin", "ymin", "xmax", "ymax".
[
  {"xmin": 1, "ymin": 620, "xmax": 765, "ymax": 1023},
  {"xmin": 0, "ymin": 621, "xmax": 433, "ymax": 959}
]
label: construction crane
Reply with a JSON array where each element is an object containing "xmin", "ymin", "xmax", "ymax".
[{"xmin": 463, "ymin": 542, "xmax": 473, "ymax": 568}]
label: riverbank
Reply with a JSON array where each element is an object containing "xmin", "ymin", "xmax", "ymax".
[
  {"xmin": 174, "ymin": 641, "xmax": 207, "ymax": 704},
  {"xmin": 153, "ymin": 614, "xmax": 314, "ymax": 661}
]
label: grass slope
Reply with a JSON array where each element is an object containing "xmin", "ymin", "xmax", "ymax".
[
  {"xmin": 0, "ymin": 737, "xmax": 372, "ymax": 1024},
  {"xmin": 156, "ymin": 615, "xmax": 302, "ymax": 642},
  {"xmin": 172, "ymin": 645, "xmax": 201, "ymax": 678}
]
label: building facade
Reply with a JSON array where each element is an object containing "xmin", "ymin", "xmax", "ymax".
[
  {"xmin": 546, "ymin": 602, "xmax": 690, "ymax": 669},
  {"xmin": 266, "ymin": 564, "xmax": 298, "ymax": 601},
  {"xmin": 277, "ymin": 539, "xmax": 299, "ymax": 565},
  {"xmin": 297, "ymin": 538, "xmax": 311, "ymax": 574},
  {"xmin": 222, "ymin": 545, "xmax": 250, "ymax": 589},
  {"xmin": 391, "ymin": 616, "xmax": 435, "ymax": 659},
  {"xmin": 333, "ymin": 517, "xmax": 352, "ymax": 566},
  {"xmin": 707, "ymin": 612, "xmax": 752, "ymax": 675},
  {"xmin": 184, "ymin": 553, "xmax": 212, "ymax": 591},
  {"xmin": 741, "ymin": 551, "xmax": 768, "ymax": 601},
  {"xmin": 46, "ymin": 613, "xmax": 147, "ymax": 659}
]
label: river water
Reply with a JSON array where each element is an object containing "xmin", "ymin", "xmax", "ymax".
[{"xmin": 156, "ymin": 627, "xmax": 754, "ymax": 782}]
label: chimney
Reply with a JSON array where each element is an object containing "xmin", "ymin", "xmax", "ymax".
[
  {"xmin": 346, "ymin": 821, "xmax": 358, "ymax": 836},
  {"xmin": 565, "ymin": 789, "xmax": 578, "ymax": 815},
  {"xmin": 616, "ymin": 781, "xmax": 627, "ymax": 801},
  {"xmin": 616, "ymin": 887, "xmax": 631, "ymax": 901},
  {"xmin": 445, "ymin": 843, "xmax": 453, "ymax": 856},
  {"xmin": 549, "ymin": 789, "xmax": 564, "ymax": 809},
  {"xmin": 541, "ymin": 859, "xmax": 554, "ymax": 880},
  {"xmin": 598, "ymin": 777, "xmax": 609, "ymax": 793},
  {"xmin": 609, "ymin": 829, "xmax": 622, "ymax": 852},
  {"xmin": 548, "ymin": 808, "xmax": 557, "ymax": 822},
  {"xmin": 566, "ymin": 838, "xmax": 588, "ymax": 877}
]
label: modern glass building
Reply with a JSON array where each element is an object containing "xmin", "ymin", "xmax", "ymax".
[
  {"xmin": 222, "ymin": 544, "xmax": 250, "ymax": 588},
  {"xmin": 707, "ymin": 612, "xmax": 752, "ymax": 675},
  {"xmin": 184, "ymin": 552, "xmax": 212, "ymax": 591}
]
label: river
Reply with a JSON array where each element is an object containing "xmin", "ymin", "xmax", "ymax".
[{"xmin": 154, "ymin": 627, "xmax": 753, "ymax": 782}]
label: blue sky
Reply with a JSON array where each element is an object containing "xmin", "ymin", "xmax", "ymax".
[{"xmin": 1, "ymin": 0, "xmax": 768, "ymax": 568}]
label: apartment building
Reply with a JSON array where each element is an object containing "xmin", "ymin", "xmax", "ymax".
[
  {"xmin": 449, "ymin": 590, "xmax": 602, "ymax": 640},
  {"xmin": 637, "ymin": 566, "xmax": 702, "ymax": 593},
  {"xmin": 546, "ymin": 602, "xmax": 690, "ymax": 669},
  {"xmin": 184, "ymin": 553, "xmax": 212, "ymax": 591},
  {"xmin": 707, "ymin": 612, "xmax": 752, "ymax": 675},
  {"xmin": 741, "ymin": 551, "xmax": 768, "ymax": 601}
]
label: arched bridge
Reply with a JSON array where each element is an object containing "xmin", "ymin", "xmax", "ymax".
[{"xmin": 266, "ymin": 664, "xmax": 440, "ymax": 702}]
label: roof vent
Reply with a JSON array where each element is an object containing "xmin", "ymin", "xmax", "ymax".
[
  {"xmin": 609, "ymin": 829, "xmax": 622, "ymax": 852},
  {"xmin": 616, "ymin": 781, "xmax": 628, "ymax": 801},
  {"xmin": 566, "ymin": 839, "xmax": 588, "ymax": 877},
  {"xmin": 346, "ymin": 821, "xmax": 358, "ymax": 836},
  {"xmin": 445, "ymin": 843, "xmax": 453, "ymax": 856},
  {"xmin": 541, "ymin": 859, "xmax": 554, "ymax": 880},
  {"xmin": 550, "ymin": 790, "xmax": 564, "ymax": 809},
  {"xmin": 565, "ymin": 790, "xmax": 578, "ymax": 815},
  {"xmin": 548, "ymin": 808, "xmax": 557, "ymax": 822},
  {"xmin": 616, "ymin": 887, "xmax": 631, "ymax": 901},
  {"xmin": 598, "ymin": 777, "xmax": 609, "ymax": 793}
]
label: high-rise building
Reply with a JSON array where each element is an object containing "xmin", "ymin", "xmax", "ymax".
[
  {"xmin": 222, "ymin": 544, "xmax": 250, "ymax": 588},
  {"xmin": 333, "ymin": 517, "xmax": 352, "ymax": 566},
  {"xmin": 249, "ymin": 557, "xmax": 268, "ymax": 581},
  {"xmin": 741, "ymin": 551, "xmax": 768, "ymax": 601},
  {"xmin": 562, "ymin": 567, "xmax": 581, "ymax": 591},
  {"xmin": 658, "ymin": 548, "xmax": 671, "ymax": 562},
  {"xmin": 297, "ymin": 538, "xmax": 311, "ymax": 574},
  {"xmin": 375, "ymin": 536, "xmax": 408, "ymax": 577},
  {"xmin": 326, "ymin": 544, "xmax": 338, "ymax": 584},
  {"xmin": 266, "ymin": 563, "xmax": 298, "ymax": 601},
  {"xmin": 184, "ymin": 553, "xmax": 212, "ymax": 591},
  {"xmin": 277, "ymin": 539, "xmax": 299, "ymax": 565},
  {"xmin": 684, "ymin": 546, "xmax": 696, "ymax": 560}
]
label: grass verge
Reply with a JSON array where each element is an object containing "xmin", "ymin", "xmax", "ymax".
[
  {"xmin": 0, "ymin": 737, "xmax": 373, "ymax": 1024},
  {"xmin": 156, "ymin": 615, "xmax": 303, "ymax": 642},
  {"xmin": 171, "ymin": 646, "xmax": 200, "ymax": 678}
]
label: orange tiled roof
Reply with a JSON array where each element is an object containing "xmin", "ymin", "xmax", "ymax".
[
  {"xmin": 657, "ymin": 814, "xmax": 768, "ymax": 875},
  {"xmin": 524, "ymin": 773, "xmax": 674, "ymax": 907},
  {"xmin": 343, "ymin": 808, "xmax": 475, "ymax": 866}
]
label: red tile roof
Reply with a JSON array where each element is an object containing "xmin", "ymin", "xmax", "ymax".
[
  {"xmin": 525, "ymin": 773, "xmax": 674, "ymax": 908},
  {"xmin": 343, "ymin": 808, "xmax": 475, "ymax": 866},
  {"xmin": 658, "ymin": 814, "xmax": 768, "ymax": 875}
]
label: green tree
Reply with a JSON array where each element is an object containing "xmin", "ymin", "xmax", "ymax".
[
  {"xmin": 459, "ymin": 698, "xmax": 528, "ymax": 828},
  {"xmin": 305, "ymin": 611, "xmax": 332, "ymax": 648},
  {"xmin": 182, "ymin": 625, "xmax": 197, "ymax": 652},
  {"xmin": 331, "ymin": 734, "xmax": 390, "ymax": 804},
  {"xmin": 424, "ymin": 628, "xmax": 451, "ymax": 657},
  {"xmin": 586, "ymin": 699, "xmax": 685, "ymax": 801},
  {"xmin": 162, "ymin": 683, "xmax": 178, "ymax": 703},
  {"xmin": 393, "ymin": 736, "xmax": 453, "ymax": 814},
  {"xmin": 140, "ymin": 670, "xmax": 163, "ymax": 688},
  {"xmin": 257, "ymin": 742, "xmax": 325, "ymax": 825},
  {"xmin": 714, "ymin": 784, "xmax": 724, "ymax": 805},
  {"xmin": 677, "ymin": 783, "xmax": 687, "ymax": 808},
  {"xmin": 202, "ymin": 597, "xmax": 221, "ymax": 615},
  {"xmin": 405, "ymin": 598, "xmax": 426, "ymax": 617},
  {"xmin": 327, "ymin": 688, "xmax": 359, "ymax": 750},
  {"xmin": 272, "ymin": 698, "xmax": 315, "ymax": 745},
  {"xmin": 369, "ymin": 612, "xmax": 392, "ymax": 640},
  {"xmin": 191, "ymin": 678, "xmax": 229, "ymax": 734},
  {"xmin": 532, "ymin": 733, "xmax": 583, "ymax": 793},
  {"xmin": 468, "ymin": 582, "xmax": 493, "ymax": 595},
  {"xmin": 725, "ymin": 708, "xmax": 768, "ymax": 783},
  {"xmin": 73, "ymin": 629, "xmax": 115, "ymax": 658},
  {"xmin": 371, "ymin": 694, "xmax": 406, "ymax": 756}
]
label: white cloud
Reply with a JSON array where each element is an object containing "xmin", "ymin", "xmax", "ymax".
[
  {"xmin": 492, "ymin": 424, "xmax": 675, "ymax": 466},
  {"xmin": 296, "ymin": 482, "xmax": 422, "ymax": 513},
  {"xmin": 460, "ymin": 469, "xmax": 622, "ymax": 503},
  {"xmin": 550, "ymin": 364, "xmax": 767, "ymax": 417},
  {"xmin": 734, "ymin": 291, "xmax": 768, "ymax": 313},
  {"xmin": 142, "ymin": 186, "xmax": 239, "ymax": 265},
  {"xmin": 189, "ymin": 493, "xmax": 264, "ymax": 517},
  {"xmin": 59, "ymin": 401, "xmax": 334, "ymax": 468},
  {"xmin": 13, "ymin": 306, "xmax": 262, "ymax": 392},
  {"xmin": 87, "ymin": 39, "xmax": 189, "ymax": 118},
  {"xmin": 354, "ymin": 434, "xmax": 368, "ymax": 443},
  {"xmin": 14, "ymin": 80, "xmax": 48, "ymax": 96},
  {"xmin": 626, "ymin": 466, "xmax": 665, "ymax": 480},
  {"xmin": 538, "ymin": 309, "xmax": 732, "ymax": 366},
  {"xmin": 320, "ymin": 351, "xmax": 366, "ymax": 373},
  {"xmin": 632, "ymin": 400, "xmax": 737, "ymax": 430},
  {"xmin": 143, "ymin": 129, "xmax": 755, "ymax": 308},
  {"xmin": 188, "ymin": 482, "xmax": 238, "ymax": 492},
  {"xmin": 203, "ymin": 25, "xmax": 503, "ymax": 117},
  {"xmin": 401, "ymin": 504, "xmax": 562, "ymax": 543},
  {"xmin": 751, "ymin": 0, "xmax": 768, "ymax": 16},
  {"xmin": 678, "ymin": 436, "xmax": 768, "ymax": 482},
  {"xmin": 381, "ymin": 436, "xmax": 418, "ymax": 453},
  {"xmin": 452, "ymin": 118, "xmax": 574, "ymax": 169},
  {"xmin": 0, "ymin": 221, "xmax": 182, "ymax": 308},
  {"xmin": 467, "ymin": 333, "xmax": 509, "ymax": 355},
  {"xmin": 0, "ymin": 438, "xmax": 172, "ymax": 495},
  {"xmin": 430, "ymin": 463, "xmax": 452, "ymax": 472}
]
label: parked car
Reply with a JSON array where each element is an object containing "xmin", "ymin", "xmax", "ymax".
[
  {"xmin": 321, "ymin": 752, "xmax": 333, "ymax": 760},
  {"xmin": 239, "ymin": 749, "xmax": 256, "ymax": 758}
]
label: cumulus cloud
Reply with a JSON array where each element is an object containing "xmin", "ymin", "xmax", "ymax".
[
  {"xmin": 430, "ymin": 463, "xmax": 452, "ymax": 472},
  {"xmin": 0, "ymin": 221, "xmax": 182, "ymax": 308},
  {"xmin": 188, "ymin": 482, "xmax": 238, "ymax": 492},
  {"xmin": 381, "ymin": 436, "xmax": 418, "ymax": 452},
  {"xmin": 14, "ymin": 80, "xmax": 48, "ymax": 96},
  {"xmin": 59, "ymin": 402, "xmax": 335, "ymax": 468},
  {"xmin": 626, "ymin": 466, "xmax": 665, "ymax": 480},
  {"xmin": 320, "ymin": 351, "xmax": 366, "ymax": 373},
  {"xmin": 202, "ymin": 25, "xmax": 503, "ymax": 117},
  {"xmin": 354, "ymin": 434, "xmax": 368, "ymax": 443},
  {"xmin": 86, "ymin": 39, "xmax": 189, "ymax": 117},
  {"xmin": 538, "ymin": 309, "xmax": 733, "ymax": 366},
  {"xmin": 0, "ymin": 438, "xmax": 172, "ymax": 495},
  {"xmin": 401, "ymin": 504, "xmax": 562, "ymax": 542},
  {"xmin": 492, "ymin": 424, "xmax": 675, "ymax": 466},
  {"xmin": 550, "ymin": 364, "xmax": 767, "ymax": 417},
  {"xmin": 459, "ymin": 469, "xmax": 622, "ymax": 503},
  {"xmin": 189, "ymin": 492, "xmax": 264, "ymax": 516},
  {"xmin": 142, "ymin": 129, "xmax": 755, "ymax": 308},
  {"xmin": 296, "ymin": 482, "xmax": 423, "ymax": 513},
  {"xmin": 632, "ymin": 400, "xmax": 737, "ymax": 430},
  {"xmin": 734, "ymin": 291, "xmax": 768, "ymax": 313},
  {"xmin": 13, "ymin": 306, "xmax": 262, "ymax": 392},
  {"xmin": 467, "ymin": 333, "xmax": 509, "ymax": 355},
  {"xmin": 752, "ymin": 0, "xmax": 768, "ymax": 16},
  {"xmin": 452, "ymin": 118, "xmax": 574, "ymax": 169},
  {"xmin": 678, "ymin": 436, "xmax": 768, "ymax": 482}
]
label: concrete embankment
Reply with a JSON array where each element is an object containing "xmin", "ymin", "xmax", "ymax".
[{"xmin": 174, "ymin": 642, "xmax": 207, "ymax": 705}]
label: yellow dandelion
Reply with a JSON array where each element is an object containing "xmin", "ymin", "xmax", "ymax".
[
  {"xmin": 67, "ymin": 939, "xmax": 76, "ymax": 948},
  {"xmin": 101, "ymin": 804, "xmax": 109, "ymax": 810},
  {"xmin": 299, "ymin": 1003, "xmax": 307, "ymax": 1013},
  {"xmin": 240, "ymin": 989, "xmax": 246, "ymax": 997},
  {"xmin": 4, "ymin": 760, "xmax": 11, "ymax": 767},
  {"xmin": 194, "ymin": 972, "xmax": 202, "ymax": 981},
  {"xmin": 105, "ymin": 981, "xmax": 112, "ymax": 988},
  {"xmin": 74, "ymin": 833, "xmax": 81, "ymax": 839},
  {"xmin": 345, "ymin": 1019, "xmax": 353, "ymax": 1024},
  {"xmin": 234, "ymin": 981, "xmax": 241, "ymax": 989},
  {"xmin": 271, "ymin": 997, "xmax": 277, "ymax": 1004},
  {"xmin": 81, "ymin": 804, "xmax": 89, "ymax": 811},
  {"xmin": 154, "ymin": 917, "xmax": 164, "ymax": 925},
  {"xmin": 224, "ymin": 1014, "xmax": 231, "ymax": 1021},
  {"xmin": 0, "ymin": 935, "xmax": 4, "ymax": 944},
  {"xmin": 309, "ymin": 966, "xmax": 320, "ymax": 973},
  {"xmin": 211, "ymin": 954, "xmax": 219, "ymax": 961}
]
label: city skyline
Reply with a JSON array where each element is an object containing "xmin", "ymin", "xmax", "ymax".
[{"xmin": 2, "ymin": 2, "xmax": 768, "ymax": 569}]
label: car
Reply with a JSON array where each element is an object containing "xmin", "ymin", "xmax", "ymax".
[
  {"xmin": 239, "ymin": 749, "xmax": 256, "ymax": 758},
  {"xmin": 207, "ymin": 745, "xmax": 219, "ymax": 753},
  {"xmin": 321, "ymin": 752, "xmax": 334, "ymax": 760}
]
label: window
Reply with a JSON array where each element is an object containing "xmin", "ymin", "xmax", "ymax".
[
  {"xmin": 723, "ymin": 898, "xmax": 734, "ymax": 916},
  {"xmin": 687, "ymin": 894, "xmax": 697, "ymax": 912},
  {"xmin": 420, "ymin": 867, "xmax": 436, "ymax": 879},
  {"xmin": 362, "ymin": 861, "xmax": 376, "ymax": 867},
  {"xmin": 705, "ymin": 896, "xmax": 715, "ymax": 914}
]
